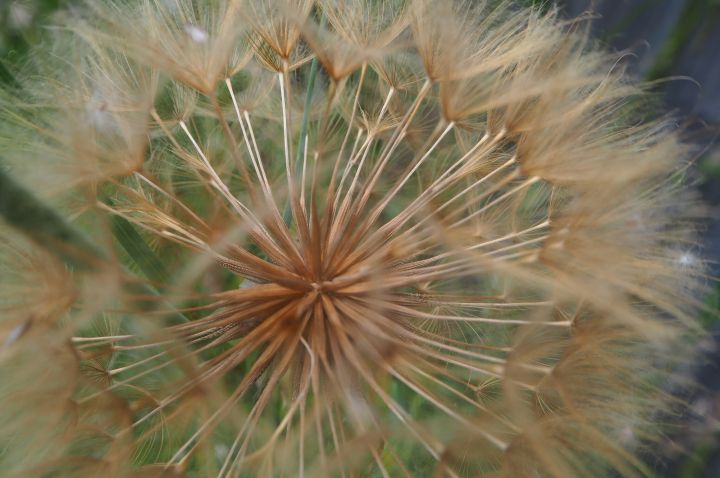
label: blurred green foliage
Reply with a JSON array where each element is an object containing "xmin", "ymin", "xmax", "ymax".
[
  {"xmin": 647, "ymin": 0, "xmax": 720, "ymax": 80},
  {"xmin": 0, "ymin": 0, "xmax": 68, "ymax": 85},
  {"xmin": 0, "ymin": 1, "xmax": 66, "ymax": 53}
]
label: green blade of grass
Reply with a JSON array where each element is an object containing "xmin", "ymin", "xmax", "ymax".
[
  {"xmin": 104, "ymin": 195, "xmax": 169, "ymax": 286},
  {"xmin": 646, "ymin": 0, "xmax": 720, "ymax": 81},
  {"xmin": 283, "ymin": 12, "xmax": 325, "ymax": 225},
  {"xmin": 0, "ymin": 168, "xmax": 187, "ymax": 323},
  {"xmin": 0, "ymin": 168, "xmax": 105, "ymax": 269},
  {"xmin": 100, "ymin": 193, "xmax": 188, "ymax": 323},
  {"xmin": 102, "ymin": 195, "xmax": 188, "ymax": 323}
]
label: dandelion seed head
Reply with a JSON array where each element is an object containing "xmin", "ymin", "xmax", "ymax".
[{"xmin": 0, "ymin": 0, "xmax": 706, "ymax": 477}]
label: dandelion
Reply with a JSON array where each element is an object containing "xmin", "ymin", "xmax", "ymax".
[{"xmin": 0, "ymin": 0, "xmax": 705, "ymax": 476}]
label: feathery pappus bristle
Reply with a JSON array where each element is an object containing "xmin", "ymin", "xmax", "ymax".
[{"xmin": 0, "ymin": 0, "xmax": 707, "ymax": 477}]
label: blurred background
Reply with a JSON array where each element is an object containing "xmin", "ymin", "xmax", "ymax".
[
  {"xmin": 551, "ymin": 3, "xmax": 720, "ymax": 476},
  {"xmin": 0, "ymin": 0, "xmax": 718, "ymax": 476}
]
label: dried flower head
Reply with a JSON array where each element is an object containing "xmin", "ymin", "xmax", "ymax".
[{"xmin": 0, "ymin": 0, "xmax": 705, "ymax": 477}]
